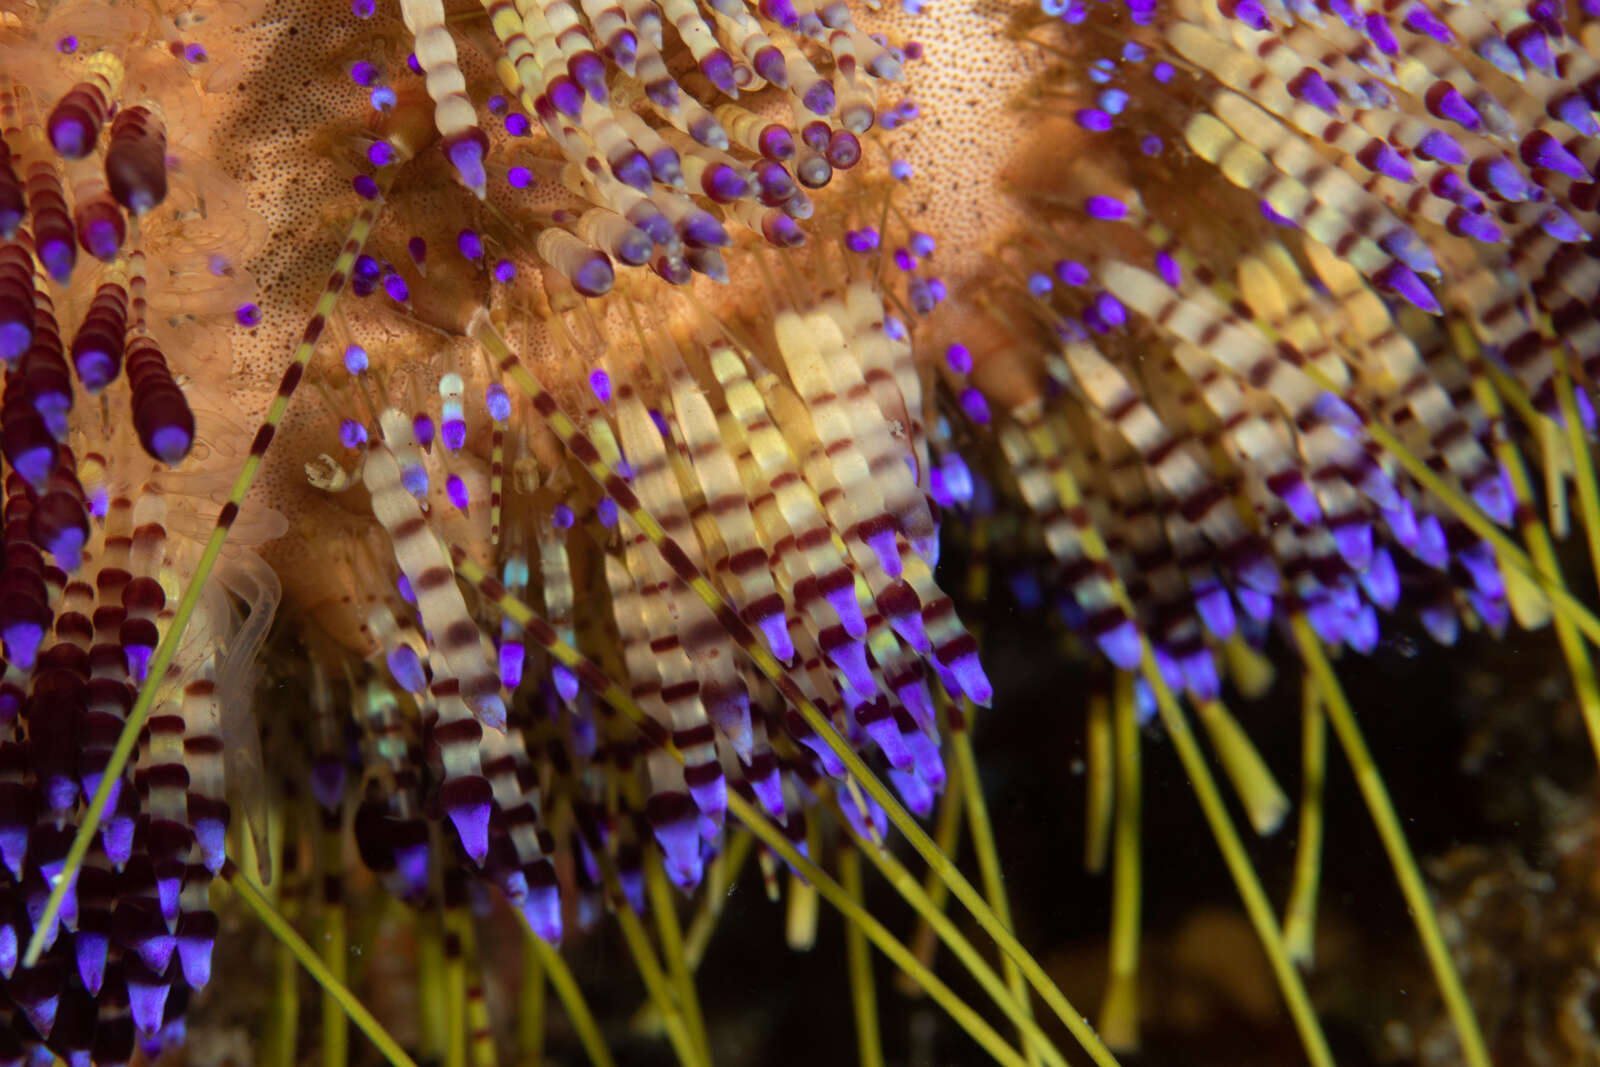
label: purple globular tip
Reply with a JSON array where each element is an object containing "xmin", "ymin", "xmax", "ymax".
[
  {"xmin": 339, "ymin": 418, "xmax": 367, "ymax": 448},
  {"xmin": 884, "ymin": 315, "xmax": 907, "ymax": 341},
  {"xmin": 1181, "ymin": 647, "xmax": 1221, "ymax": 702},
  {"xmin": 1260, "ymin": 199, "xmax": 1297, "ymax": 226},
  {"xmin": 1075, "ymin": 107, "xmax": 1113, "ymax": 132},
  {"xmin": 1269, "ymin": 470, "xmax": 1322, "ymax": 524},
  {"xmin": 447, "ymin": 795, "xmax": 492, "ymax": 866},
  {"xmin": 1235, "ymin": 0, "xmax": 1271, "ymax": 29},
  {"xmin": 1414, "ymin": 513, "xmax": 1449, "ymax": 569},
  {"xmin": 1099, "ymin": 88, "xmax": 1130, "ymax": 115},
  {"xmin": 521, "ymin": 882, "xmax": 563, "ymax": 945},
  {"xmin": 1155, "ymin": 250, "xmax": 1181, "ymax": 287},
  {"xmin": 827, "ymin": 129, "xmax": 861, "ymax": 169},
  {"xmin": 0, "ymin": 322, "xmax": 30, "ymax": 363},
  {"xmin": 1141, "ymin": 134, "xmax": 1164, "ymax": 156},
  {"xmin": 344, "ymin": 344, "xmax": 368, "ymax": 374},
  {"xmin": 1416, "ymin": 128, "xmax": 1467, "ymax": 164},
  {"xmin": 603, "ymin": 147, "xmax": 649, "ymax": 192},
  {"xmin": 1195, "ymin": 582, "xmax": 1236, "ymax": 639},
  {"xmin": 1402, "ymin": 4, "xmax": 1453, "ymax": 44},
  {"xmin": 370, "ymin": 86, "xmax": 397, "ymax": 111},
  {"xmin": 57, "ymin": 35, "xmax": 78, "ymax": 52},
  {"xmin": 400, "ymin": 463, "xmax": 428, "ymax": 499},
  {"xmin": 703, "ymin": 163, "xmax": 748, "ymax": 202},
  {"xmin": 37, "ymin": 235, "xmax": 74, "ymax": 282},
  {"xmin": 1427, "ymin": 85, "xmax": 1482, "ymax": 130},
  {"xmin": 652, "ymin": 810, "xmax": 705, "ymax": 890},
  {"xmin": 498, "ymin": 640, "xmax": 525, "ymax": 691},
  {"xmin": 681, "ymin": 212, "xmax": 728, "ymax": 248},
  {"xmin": 503, "ymin": 113, "xmax": 532, "ymax": 138},
  {"xmin": 1305, "ymin": 594, "xmax": 1351, "ymax": 647},
  {"xmin": 1095, "ymin": 617, "xmax": 1142, "ymax": 670},
  {"xmin": 1093, "ymin": 291, "xmax": 1126, "ymax": 328},
  {"xmin": 1056, "ymin": 259, "xmax": 1089, "ymax": 286},
  {"xmin": 940, "ymin": 452, "xmax": 974, "ymax": 506},
  {"xmin": 552, "ymin": 661, "xmax": 579, "ymax": 704},
  {"xmin": 1459, "ymin": 539, "xmax": 1504, "ymax": 599},
  {"xmin": 1085, "ymin": 195, "xmax": 1127, "ymax": 220},
  {"xmin": 845, "ymin": 227, "xmax": 879, "ymax": 253},
  {"xmin": 1360, "ymin": 546, "xmax": 1400, "ymax": 610},
  {"xmin": 487, "ymin": 94, "xmax": 508, "ymax": 115},
  {"xmin": 1028, "ymin": 271, "xmax": 1053, "ymax": 297},
  {"xmin": 1377, "ymin": 263, "xmax": 1440, "ymax": 314},
  {"xmin": 597, "ymin": 498, "xmax": 618, "ymax": 526},
  {"xmin": 447, "ymin": 137, "xmax": 488, "ymax": 197},
  {"xmin": 1362, "ymin": 142, "xmax": 1415, "ymax": 183},
  {"xmin": 352, "ymin": 0, "xmax": 375, "ymax": 15},
  {"xmin": 1364, "ymin": 12, "xmax": 1399, "ymax": 54},
  {"xmin": 504, "ymin": 168, "xmax": 533, "ymax": 194},
  {"xmin": 406, "ymin": 52, "xmax": 423, "ymax": 74},
  {"xmin": 571, "ymin": 252, "xmax": 615, "ymax": 296},
  {"xmin": 409, "ymin": 415, "xmax": 435, "ymax": 451},
  {"xmin": 589, "ymin": 368, "xmax": 612, "ymax": 403},
  {"xmin": 1511, "ymin": 25, "xmax": 1555, "ymax": 74},
  {"xmin": 75, "ymin": 930, "xmax": 107, "ymax": 993},
  {"xmin": 549, "ymin": 77, "xmax": 585, "ymax": 120},
  {"xmin": 1332, "ymin": 521, "xmax": 1375, "ymax": 569},
  {"xmin": 1521, "ymin": 131, "xmax": 1590, "ymax": 181},
  {"xmin": 946, "ymin": 343, "xmax": 973, "ymax": 374},
  {"xmin": 893, "ymin": 247, "xmax": 917, "ymax": 272},
  {"xmin": 1152, "ymin": 60, "xmax": 1174, "ymax": 82},
  {"xmin": 700, "ymin": 50, "xmax": 737, "ymax": 95},
  {"xmin": 457, "ymin": 228, "xmax": 483, "ymax": 262},
  {"xmin": 177, "ymin": 928, "xmax": 215, "ymax": 990},
  {"xmin": 960, "ymin": 387, "xmax": 990, "ymax": 424},
  {"xmin": 351, "ymin": 60, "xmax": 380, "ymax": 86},
  {"xmin": 486, "ymin": 382, "xmax": 511, "ymax": 421},
  {"xmin": 368, "ymin": 141, "xmax": 396, "ymax": 166},
  {"xmin": 1552, "ymin": 94, "xmax": 1598, "ymax": 137},
  {"xmin": 802, "ymin": 80, "xmax": 835, "ymax": 117},
  {"xmin": 1420, "ymin": 600, "xmax": 1459, "ymax": 645},
  {"xmin": 1123, "ymin": 41, "xmax": 1147, "ymax": 61},
  {"xmin": 387, "ymin": 645, "xmax": 426, "ymax": 693},
  {"xmin": 1286, "ymin": 68, "xmax": 1337, "ymax": 115},
  {"xmin": 382, "ymin": 271, "xmax": 409, "ymax": 304},
  {"xmin": 446, "ymin": 474, "xmax": 469, "ymax": 512},
  {"xmin": 48, "ymin": 112, "xmax": 94, "ymax": 159},
  {"xmin": 552, "ymin": 503, "xmax": 576, "ymax": 530},
  {"xmin": 235, "ymin": 303, "xmax": 261, "ymax": 327},
  {"xmin": 859, "ymin": 708, "xmax": 913, "ymax": 771},
  {"xmin": 889, "ymin": 159, "xmax": 913, "ymax": 181},
  {"xmin": 442, "ymin": 416, "xmax": 467, "ymax": 451},
  {"xmin": 352, "ymin": 173, "xmax": 379, "ymax": 199}
]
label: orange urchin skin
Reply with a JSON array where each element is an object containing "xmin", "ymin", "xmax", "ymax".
[{"xmin": 4, "ymin": 0, "xmax": 1065, "ymax": 648}]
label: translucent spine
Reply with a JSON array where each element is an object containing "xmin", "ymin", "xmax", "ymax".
[
  {"xmin": 660, "ymin": 345, "xmax": 793, "ymax": 662},
  {"xmin": 401, "ymin": 0, "xmax": 491, "ymax": 196},
  {"xmin": 615, "ymin": 382, "xmax": 753, "ymax": 762},
  {"xmin": 363, "ymin": 431, "xmax": 507, "ymax": 728},
  {"xmin": 602, "ymin": 551, "xmax": 706, "ymax": 889}
]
